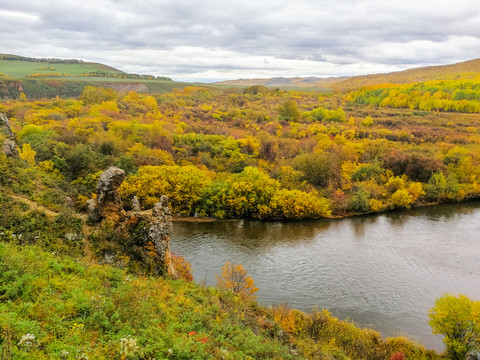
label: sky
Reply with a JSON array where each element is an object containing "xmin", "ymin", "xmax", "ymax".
[{"xmin": 1, "ymin": 0, "xmax": 480, "ymax": 82}]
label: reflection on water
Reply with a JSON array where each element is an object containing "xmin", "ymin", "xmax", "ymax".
[{"xmin": 171, "ymin": 202, "xmax": 480, "ymax": 351}]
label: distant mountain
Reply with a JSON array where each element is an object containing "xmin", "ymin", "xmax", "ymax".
[
  {"xmin": 330, "ymin": 58, "xmax": 480, "ymax": 91},
  {"xmin": 215, "ymin": 76, "xmax": 349, "ymax": 89}
]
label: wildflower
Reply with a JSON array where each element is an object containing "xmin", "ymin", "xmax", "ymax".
[
  {"xmin": 76, "ymin": 353, "xmax": 89, "ymax": 360},
  {"xmin": 220, "ymin": 349, "xmax": 228, "ymax": 359},
  {"xmin": 72, "ymin": 323, "xmax": 84, "ymax": 331},
  {"xmin": 60, "ymin": 350, "xmax": 69, "ymax": 359},
  {"xmin": 18, "ymin": 333, "xmax": 35, "ymax": 347},
  {"xmin": 200, "ymin": 336, "xmax": 208, "ymax": 344},
  {"xmin": 120, "ymin": 335, "xmax": 139, "ymax": 357},
  {"xmin": 188, "ymin": 331, "xmax": 196, "ymax": 336}
]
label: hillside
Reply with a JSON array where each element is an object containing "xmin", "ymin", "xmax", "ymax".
[
  {"xmin": 330, "ymin": 58, "xmax": 480, "ymax": 91},
  {"xmin": 216, "ymin": 59, "xmax": 480, "ymax": 91},
  {"xmin": 0, "ymin": 53, "xmax": 182, "ymax": 99},
  {"xmin": 0, "ymin": 53, "xmax": 124, "ymax": 78},
  {"xmin": 215, "ymin": 76, "xmax": 348, "ymax": 89}
]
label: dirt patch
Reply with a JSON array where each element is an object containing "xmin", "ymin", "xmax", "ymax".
[{"xmin": 105, "ymin": 83, "xmax": 148, "ymax": 93}]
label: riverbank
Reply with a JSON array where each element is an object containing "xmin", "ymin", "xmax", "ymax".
[
  {"xmin": 0, "ymin": 240, "xmax": 441, "ymax": 359},
  {"xmin": 171, "ymin": 201, "xmax": 480, "ymax": 351}
]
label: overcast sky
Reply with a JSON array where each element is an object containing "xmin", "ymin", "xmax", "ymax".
[{"xmin": 1, "ymin": 0, "xmax": 480, "ymax": 82}]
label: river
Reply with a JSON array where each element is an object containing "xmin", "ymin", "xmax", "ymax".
[{"xmin": 171, "ymin": 202, "xmax": 480, "ymax": 351}]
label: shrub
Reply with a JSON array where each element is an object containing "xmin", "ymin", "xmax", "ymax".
[
  {"xmin": 172, "ymin": 254, "xmax": 193, "ymax": 282},
  {"xmin": 216, "ymin": 262, "xmax": 258, "ymax": 300},
  {"xmin": 429, "ymin": 294, "xmax": 480, "ymax": 360}
]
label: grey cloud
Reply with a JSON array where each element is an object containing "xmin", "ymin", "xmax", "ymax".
[{"xmin": 0, "ymin": 0, "xmax": 479, "ymax": 81}]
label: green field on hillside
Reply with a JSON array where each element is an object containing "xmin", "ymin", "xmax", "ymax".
[{"xmin": 0, "ymin": 59, "xmax": 122, "ymax": 78}]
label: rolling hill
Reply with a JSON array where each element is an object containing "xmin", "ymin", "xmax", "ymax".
[
  {"xmin": 0, "ymin": 53, "xmax": 197, "ymax": 99},
  {"xmin": 215, "ymin": 76, "xmax": 349, "ymax": 89},
  {"xmin": 215, "ymin": 58, "xmax": 480, "ymax": 91},
  {"xmin": 330, "ymin": 58, "xmax": 480, "ymax": 91},
  {"xmin": 0, "ymin": 53, "xmax": 124, "ymax": 78}
]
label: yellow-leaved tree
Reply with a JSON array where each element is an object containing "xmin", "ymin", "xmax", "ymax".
[
  {"xmin": 216, "ymin": 262, "xmax": 258, "ymax": 300},
  {"xmin": 429, "ymin": 294, "xmax": 480, "ymax": 360},
  {"xmin": 120, "ymin": 165, "xmax": 213, "ymax": 215},
  {"xmin": 19, "ymin": 143, "xmax": 36, "ymax": 166}
]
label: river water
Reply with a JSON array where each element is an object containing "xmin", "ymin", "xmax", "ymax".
[{"xmin": 171, "ymin": 202, "xmax": 480, "ymax": 351}]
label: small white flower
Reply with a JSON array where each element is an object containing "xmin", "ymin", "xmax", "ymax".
[
  {"xmin": 120, "ymin": 335, "xmax": 139, "ymax": 356},
  {"xmin": 17, "ymin": 333, "xmax": 35, "ymax": 347}
]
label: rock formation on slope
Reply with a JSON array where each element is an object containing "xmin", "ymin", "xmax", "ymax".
[
  {"xmin": 0, "ymin": 113, "xmax": 19, "ymax": 157},
  {"xmin": 87, "ymin": 166, "xmax": 174, "ymax": 275}
]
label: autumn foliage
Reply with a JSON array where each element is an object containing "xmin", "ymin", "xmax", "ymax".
[
  {"xmin": 2, "ymin": 82, "xmax": 480, "ymax": 221},
  {"xmin": 216, "ymin": 262, "xmax": 258, "ymax": 300}
]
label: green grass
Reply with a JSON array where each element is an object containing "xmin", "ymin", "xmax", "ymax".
[
  {"xmin": 0, "ymin": 59, "xmax": 123, "ymax": 78},
  {"xmin": 0, "ymin": 241, "xmax": 296, "ymax": 359},
  {"xmin": 0, "ymin": 240, "xmax": 441, "ymax": 360}
]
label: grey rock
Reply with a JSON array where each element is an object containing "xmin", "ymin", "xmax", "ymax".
[
  {"xmin": 466, "ymin": 351, "xmax": 480, "ymax": 360},
  {"xmin": 132, "ymin": 196, "xmax": 141, "ymax": 212},
  {"xmin": 65, "ymin": 196, "xmax": 74, "ymax": 208},
  {"xmin": 96, "ymin": 166, "xmax": 125, "ymax": 193},
  {"xmin": 92, "ymin": 166, "xmax": 126, "ymax": 223},
  {"xmin": 0, "ymin": 113, "xmax": 15, "ymax": 140},
  {"xmin": 149, "ymin": 196, "xmax": 174, "ymax": 273},
  {"xmin": 86, "ymin": 198, "xmax": 100, "ymax": 223},
  {"xmin": 0, "ymin": 113, "xmax": 18, "ymax": 157},
  {"xmin": 65, "ymin": 232, "xmax": 83, "ymax": 242},
  {"xmin": 88, "ymin": 167, "xmax": 174, "ymax": 275},
  {"xmin": 2, "ymin": 139, "xmax": 19, "ymax": 157}
]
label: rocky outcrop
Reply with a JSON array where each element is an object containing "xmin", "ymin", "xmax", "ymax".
[
  {"xmin": 95, "ymin": 166, "xmax": 126, "ymax": 223},
  {"xmin": 88, "ymin": 166, "xmax": 174, "ymax": 276},
  {"xmin": 466, "ymin": 351, "xmax": 480, "ymax": 360},
  {"xmin": 0, "ymin": 113, "xmax": 19, "ymax": 157},
  {"xmin": 120, "ymin": 195, "xmax": 174, "ymax": 275}
]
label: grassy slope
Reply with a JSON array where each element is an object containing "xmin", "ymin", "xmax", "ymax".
[
  {"xmin": 214, "ymin": 77, "xmax": 346, "ymax": 90},
  {"xmin": 214, "ymin": 59, "xmax": 480, "ymax": 91},
  {"xmin": 0, "ymin": 241, "xmax": 295, "ymax": 360},
  {"xmin": 331, "ymin": 58, "xmax": 480, "ymax": 91},
  {"xmin": 0, "ymin": 58, "xmax": 123, "ymax": 78}
]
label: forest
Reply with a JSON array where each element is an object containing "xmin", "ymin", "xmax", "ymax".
[{"xmin": 1, "ymin": 80, "xmax": 480, "ymax": 221}]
